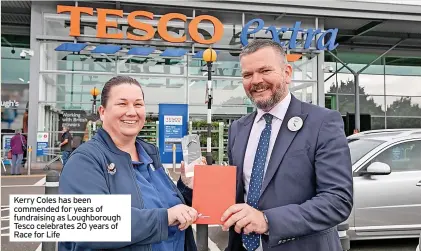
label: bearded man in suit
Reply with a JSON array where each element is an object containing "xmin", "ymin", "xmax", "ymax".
[{"xmin": 220, "ymin": 39, "xmax": 353, "ymax": 251}]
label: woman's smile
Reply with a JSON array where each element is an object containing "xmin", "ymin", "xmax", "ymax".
[{"xmin": 121, "ymin": 120, "xmax": 138, "ymax": 125}]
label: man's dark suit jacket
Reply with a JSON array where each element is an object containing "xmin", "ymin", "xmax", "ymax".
[{"xmin": 226, "ymin": 94, "xmax": 353, "ymax": 251}]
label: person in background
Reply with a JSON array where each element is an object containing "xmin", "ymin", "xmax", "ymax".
[
  {"xmin": 10, "ymin": 129, "xmax": 26, "ymax": 175},
  {"xmin": 59, "ymin": 126, "xmax": 72, "ymax": 166},
  {"xmin": 59, "ymin": 76, "xmax": 198, "ymax": 251}
]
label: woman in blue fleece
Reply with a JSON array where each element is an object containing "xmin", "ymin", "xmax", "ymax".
[{"xmin": 59, "ymin": 76, "xmax": 199, "ymax": 251}]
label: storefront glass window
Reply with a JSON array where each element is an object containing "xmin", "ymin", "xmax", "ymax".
[
  {"xmin": 43, "ymin": 43, "xmax": 117, "ymax": 73},
  {"xmin": 39, "ymin": 3, "xmax": 320, "ymax": 124},
  {"xmin": 325, "ymin": 73, "xmax": 354, "ymax": 94},
  {"xmin": 385, "ymin": 75, "xmax": 421, "ymax": 96},
  {"xmin": 385, "ymin": 64, "xmax": 421, "ymax": 76},
  {"xmin": 130, "ymin": 76, "xmax": 187, "ymax": 106},
  {"xmin": 1, "ymin": 47, "xmax": 30, "ymax": 83},
  {"xmin": 358, "ymin": 74, "xmax": 385, "ymax": 95},
  {"xmin": 1, "ymin": 47, "xmax": 30, "ymax": 133},
  {"xmin": 336, "ymin": 94, "xmax": 385, "ymax": 116},
  {"xmin": 386, "ymin": 96, "xmax": 421, "ymax": 116},
  {"xmin": 188, "ymin": 79, "xmax": 246, "ymax": 115},
  {"xmin": 386, "ymin": 117, "xmax": 421, "ymax": 129},
  {"xmin": 291, "ymin": 56, "xmax": 317, "ymax": 81},
  {"xmin": 118, "ymin": 57, "xmax": 186, "ymax": 76},
  {"xmin": 325, "ymin": 52, "xmax": 421, "ymax": 130},
  {"xmin": 371, "ymin": 117, "xmax": 386, "ymax": 130},
  {"xmin": 289, "ymin": 83, "xmax": 314, "ymax": 104}
]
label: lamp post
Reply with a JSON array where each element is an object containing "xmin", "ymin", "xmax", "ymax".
[
  {"xmin": 90, "ymin": 87, "xmax": 100, "ymax": 135},
  {"xmin": 199, "ymin": 47, "xmax": 217, "ymax": 251}
]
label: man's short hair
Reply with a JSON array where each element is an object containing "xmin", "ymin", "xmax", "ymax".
[{"xmin": 240, "ymin": 39, "xmax": 287, "ymax": 64}]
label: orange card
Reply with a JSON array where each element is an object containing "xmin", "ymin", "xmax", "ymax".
[{"xmin": 192, "ymin": 165, "xmax": 236, "ymax": 225}]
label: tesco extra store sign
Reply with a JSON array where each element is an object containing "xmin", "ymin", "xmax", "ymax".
[{"xmin": 58, "ymin": 5, "xmax": 338, "ymax": 51}]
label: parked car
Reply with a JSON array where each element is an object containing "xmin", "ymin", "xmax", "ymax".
[{"xmin": 345, "ymin": 129, "xmax": 421, "ymax": 241}]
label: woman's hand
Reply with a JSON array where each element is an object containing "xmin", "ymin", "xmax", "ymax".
[
  {"xmin": 180, "ymin": 157, "xmax": 207, "ymax": 189},
  {"xmin": 167, "ymin": 204, "xmax": 198, "ymax": 231}
]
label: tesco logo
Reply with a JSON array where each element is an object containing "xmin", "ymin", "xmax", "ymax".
[{"xmin": 164, "ymin": 116, "xmax": 182, "ymax": 125}]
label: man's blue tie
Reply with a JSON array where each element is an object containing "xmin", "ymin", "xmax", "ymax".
[{"xmin": 242, "ymin": 113, "xmax": 273, "ymax": 251}]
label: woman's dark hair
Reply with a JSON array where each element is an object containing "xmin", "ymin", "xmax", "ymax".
[{"xmin": 100, "ymin": 76, "xmax": 144, "ymax": 107}]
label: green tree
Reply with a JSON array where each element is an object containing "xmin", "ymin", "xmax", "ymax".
[
  {"xmin": 386, "ymin": 97, "xmax": 421, "ymax": 116},
  {"xmin": 328, "ymin": 79, "xmax": 421, "ymax": 129},
  {"xmin": 386, "ymin": 97, "xmax": 421, "ymax": 128},
  {"xmin": 328, "ymin": 79, "xmax": 385, "ymax": 129}
]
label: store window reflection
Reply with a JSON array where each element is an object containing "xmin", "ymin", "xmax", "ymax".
[
  {"xmin": 371, "ymin": 117, "xmax": 386, "ymax": 130},
  {"xmin": 119, "ymin": 57, "xmax": 186, "ymax": 75},
  {"xmin": 43, "ymin": 74, "xmax": 109, "ymax": 104},
  {"xmin": 188, "ymin": 52, "xmax": 242, "ymax": 78},
  {"xmin": 385, "ymin": 75, "xmax": 421, "ymax": 96},
  {"xmin": 325, "ymin": 53, "xmax": 421, "ymax": 130},
  {"xmin": 337, "ymin": 95, "xmax": 384, "ymax": 116},
  {"xmin": 130, "ymin": 76, "xmax": 186, "ymax": 112},
  {"xmin": 289, "ymin": 82, "xmax": 314, "ymax": 104},
  {"xmin": 1, "ymin": 47, "xmax": 30, "ymax": 133},
  {"xmin": 1, "ymin": 86, "xmax": 29, "ymax": 131},
  {"xmin": 386, "ymin": 96, "xmax": 421, "ymax": 116},
  {"xmin": 325, "ymin": 73, "xmax": 354, "ymax": 94},
  {"xmin": 45, "ymin": 43, "xmax": 117, "ymax": 73},
  {"xmin": 189, "ymin": 79, "xmax": 248, "ymax": 115},
  {"xmin": 387, "ymin": 117, "xmax": 421, "ymax": 129}
]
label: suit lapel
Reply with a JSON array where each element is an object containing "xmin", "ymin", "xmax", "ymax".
[
  {"xmin": 233, "ymin": 112, "xmax": 256, "ymax": 203},
  {"xmin": 260, "ymin": 95, "xmax": 308, "ymax": 195}
]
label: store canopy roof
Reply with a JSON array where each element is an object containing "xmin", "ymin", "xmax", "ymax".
[
  {"xmin": 55, "ymin": 42, "xmax": 200, "ymax": 58},
  {"xmin": 91, "ymin": 45, "xmax": 122, "ymax": 54},
  {"xmin": 127, "ymin": 47, "xmax": 156, "ymax": 56},
  {"xmin": 54, "ymin": 42, "xmax": 304, "ymax": 62},
  {"xmin": 55, "ymin": 43, "xmax": 87, "ymax": 52}
]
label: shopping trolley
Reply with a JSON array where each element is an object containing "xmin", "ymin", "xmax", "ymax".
[
  {"xmin": 1, "ymin": 150, "xmax": 7, "ymax": 173},
  {"xmin": 43, "ymin": 147, "xmax": 63, "ymax": 171}
]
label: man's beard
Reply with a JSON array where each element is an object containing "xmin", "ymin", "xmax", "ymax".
[{"xmin": 247, "ymin": 83, "xmax": 287, "ymax": 111}]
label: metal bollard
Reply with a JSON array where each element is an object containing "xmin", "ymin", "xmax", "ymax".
[
  {"xmin": 338, "ymin": 222, "xmax": 350, "ymax": 251},
  {"xmin": 27, "ymin": 146, "xmax": 32, "ymax": 175},
  {"xmin": 42, "ymin": 170, "xmax": 60, "ymax": 251},
  {"xmin": 172, "ymin": 143, "xmax": 176, "ymax": 173}
]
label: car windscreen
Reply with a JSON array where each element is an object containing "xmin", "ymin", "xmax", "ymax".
[{"xmin": 348, "ymin": 138, "xmax": 386, "ymax": 165}]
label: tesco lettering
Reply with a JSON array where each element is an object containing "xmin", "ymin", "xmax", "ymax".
[{"xmin": 164, "ymin": 116, "xmax": 183, "ymax": 125}]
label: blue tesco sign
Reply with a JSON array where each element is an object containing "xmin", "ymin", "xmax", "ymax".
[
  {"xmin": 241, "ymin": 20, "xmax": 338, "ymax": 51},
  {"xmin": 158, "ymin": 104, "xmax": 188, "ymax": 164}
]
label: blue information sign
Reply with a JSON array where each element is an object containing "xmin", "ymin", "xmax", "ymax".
[
  {"xmin": 4, "ymin": 136, "xmax": 11, "ymax": 149},
  {"xmin": 37, "ymin": 142, "xmax": 49, "ymax": 156},
  {"xmin": 158, "ymin": 104, "xmax": 188, "ymax": 164},
  {"xmin": 2, "ymin": 135, "xmax": 13, "ymax": 164},
  {"xmin": 36, "ymin": 132, "xmax": 49, "ymax": 156}
]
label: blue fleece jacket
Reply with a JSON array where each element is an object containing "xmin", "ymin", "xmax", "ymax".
[{"xmin": 58, "ymin": 128, "xmax": 197, "ymax": 251}]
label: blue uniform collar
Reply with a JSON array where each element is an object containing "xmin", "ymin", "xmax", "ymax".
[{"xmin": 133, "ymin": 141, "xmax": 153, "ymax": 166}]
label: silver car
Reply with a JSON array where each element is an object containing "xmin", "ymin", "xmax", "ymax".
[{"xmin": 345, "ymin": 129, "xmax": 421, "ymax": 241}]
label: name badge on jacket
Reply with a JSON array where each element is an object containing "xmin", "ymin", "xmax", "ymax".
[{"xmin": 107, "ymin": 163, "xmax": 116, "ymax": 175}]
